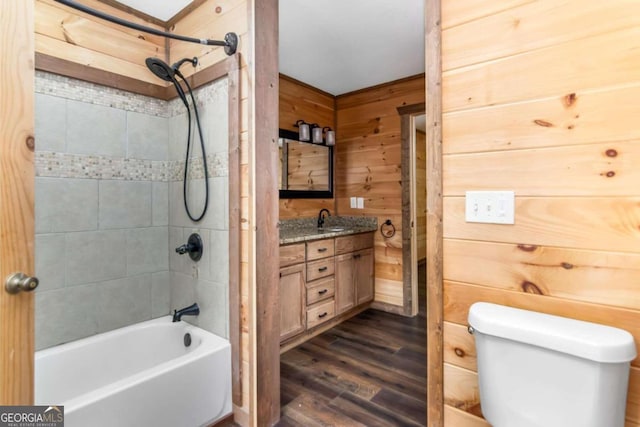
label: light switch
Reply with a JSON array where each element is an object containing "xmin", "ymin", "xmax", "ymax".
[
  {"xmin": 465, "ymin": 191, "xmax": 514, "ymax": 224},
  {"xmin": 357, "ymin": 197, "xmax": 364, "ymax": 209},
  {"xmin": 350, "ymin": 197, "xmax": 357, "ymax": 208}
]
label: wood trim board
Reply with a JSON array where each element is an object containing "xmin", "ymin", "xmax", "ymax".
[{"xmin": 426, "ymin": 0, "xmax": 444, "ymax": 425}]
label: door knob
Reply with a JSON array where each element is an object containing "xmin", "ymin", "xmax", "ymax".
[{"xmin": 5, "ymin": 272, "xmax": 39, "ymax": 294}]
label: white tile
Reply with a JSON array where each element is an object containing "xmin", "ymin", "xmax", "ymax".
[
  {"xmin": 127, "ymin": 111, "xmax": 169, "ymax": 160},
  {"xmin": 208, "ymin": 229, "xmax": 229, "ymax": 285},
  {"xmin": 202, "ymin": 93, "xmax": 229, "ymax": 157},
  {"xmin": 194, "ymin": 279, "xmax": 228, "ymax": 338},
  {"xmin": 99, "ymin": 180, "xmax": 152, "ymax": 229},
  {"xmin": 35, "ymin": 233, "xmax": 66, "ymax": 292},
  {"xmin": 36, "ymin": 177, "xmax": 98, "ymax": 233},
  {"xmin": 66, "ymin": 230, "xmax": 127, "ymax": 285},
  {"xmin": 35, "ymin": 94, "xmax": 66, "ymax": 152},
  {"xmin": 66, "ymin": 100, "xmax": 126, "ymax": 157},
  {"xmin": 170, "ymin": 271, "xmax": 196, "ymax": 312},
  {"xmin": 168, "ymin": 112, "xmax": 188, "ymax": 161},
  {"xmin": 126, "ymin": 227, "xmax": 169, "ymax": 276}
]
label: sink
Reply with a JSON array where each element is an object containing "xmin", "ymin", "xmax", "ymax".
[{"xmin": 318, "ymin": 227, "xmax": 347, "ymax": 233}]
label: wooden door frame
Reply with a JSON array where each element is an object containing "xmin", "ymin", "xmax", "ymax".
[
  {"xmin": 398, "ymin": 103, "xmax": 426, "ymax": 318},
  {"xmin": 426, "ymin": 0, "xmax": 444, "ymax": 425},
  {"xmin": 0, "ymin": 1, "xmax": 36, "ymax": 405}
]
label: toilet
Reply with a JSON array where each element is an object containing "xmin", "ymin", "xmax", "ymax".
[{"xmin": 468, "ymin": 302, "xmax": 637, "ymax": 427}]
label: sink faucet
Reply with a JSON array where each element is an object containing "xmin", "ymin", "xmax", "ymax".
[
  {"xmin": 173, "ymin": 303, "xmax": 200, "ymax": 322},
  {"xmin": 317, "ymin": 208, "xmax": 331, "ymax": 228}
]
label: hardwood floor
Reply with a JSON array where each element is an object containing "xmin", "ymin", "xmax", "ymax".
[{"xmin": 277, "ymin": 264, "xmax": 427, "ymax": 426}]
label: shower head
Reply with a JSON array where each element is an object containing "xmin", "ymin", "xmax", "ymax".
[{"xmin": 145, "ymin": 57, "xmax": 174, "ymax": 82}]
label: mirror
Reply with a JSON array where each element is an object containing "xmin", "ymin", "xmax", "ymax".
[{"xmin": 279, "ymin": 128, "xmax": 333, "ymax": 199}]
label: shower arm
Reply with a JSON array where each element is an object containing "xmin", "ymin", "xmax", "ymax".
[{"xmin": 53, "ymin": 0, "xmax": 238, "ymax": 55}]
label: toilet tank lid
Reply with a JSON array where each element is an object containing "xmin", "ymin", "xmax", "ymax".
[{"xmin": 468, "ymin": 302, "xmax": 637, "ymax": 363}]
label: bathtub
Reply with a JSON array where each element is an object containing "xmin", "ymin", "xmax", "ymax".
[{"xmin": 35, "ymin": 316, "xmax": 232, "ymax": 427}]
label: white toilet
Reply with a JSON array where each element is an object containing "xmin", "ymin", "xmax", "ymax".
[{"xmin": 468, "ymin": 302, "xmax": 637, "ymax": 427}]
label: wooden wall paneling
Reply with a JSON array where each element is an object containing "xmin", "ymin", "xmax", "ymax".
[
  {"xmin": 278, "ymin": 75, "xmax": 336, "ymax": 219},
  {"xmin": 39, "ymin": 0, "xmax": 167, "ymax": 45},
  {"xmin": 336, "ymin": 76, "xmax": 424, "ymax": 314},
  {"xmin": 443, "ymin": 84, "xmax": 640, "ymax": 155},
  {"xmin": 443, "ymin": 25, "xmax": 640, "ymax": 112},
  {"xmin": 443, "ymin": 321, "xmax": 477, "ymax": 371},
  {"xmin": 252, "ymin": 0, "xmax": 280, "ymax": 425},
  {"xmin": 444, "ymin": 239, "xmax": 640, "ymax": 311},
  {"xmin": 443, "ymin": 363, "xmax": 482, "ymax": 418},
  {"xmin": 442, "ymin": 0, "xmax": 640, "ymax": 424},
  {"xmin": 441, "ymin": 0, "xmax": 533, "ymax": 30},
  {"xmin": 444, "ymin": 405, "xmax": 490, "ymax": 427},
  {"xmin": 444, "ymin": 197, "xmax": 640, "ymax": 253},
  {"xmin": 169, "ymin": 0, "xmax": 249, "ymax": 76},
  {"xmin": 36, "ymin": 1, "xmax": 163, "ymax": 63},
  {"xmin": 0, "ymin": 0, "xmax": 35, "ymax": 405},
  {"xmin": 443, "ymin": 0, "xmax": 640, "ymax": 70},
  {"xmin": 444, "ymin": 141, "xmax": 640, "ymax": 196}
]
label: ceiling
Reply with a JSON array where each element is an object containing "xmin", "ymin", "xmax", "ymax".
[{"xmin": 116, "ymin": 0, "xmax": 425, "ymax": 95}]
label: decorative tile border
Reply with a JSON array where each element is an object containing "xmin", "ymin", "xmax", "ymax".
[
  {"xmin": 36, "ymin": 71, "xmax": 169, "ymax": 118},
  {"xmin": 35, "ymin": 152, "xmax": 227, "ymax": 181}
]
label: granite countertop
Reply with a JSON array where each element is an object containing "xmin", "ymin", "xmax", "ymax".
[{"xmin": 279, "ymin": 216, "xmax": 378, "ymax": 245}]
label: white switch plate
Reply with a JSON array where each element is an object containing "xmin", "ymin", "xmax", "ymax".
[
  {"xmin": 465, "ymin": 191, "xmax": 515, "ymax": 224},
  {"xmin": 350, "ymin": 197, "xmax": 357, "ymax": 208},
  {"xmin": 357, "ymin": 197, "xmax": 364, "ymax": 209}
]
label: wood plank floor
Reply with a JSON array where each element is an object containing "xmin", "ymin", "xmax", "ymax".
[{"xmin": 277, "ymin": 264, "xmax": 427, "ymax": 426}]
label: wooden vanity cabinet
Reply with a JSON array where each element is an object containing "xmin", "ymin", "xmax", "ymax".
[
  {"xmin": 279, "ymin": 231, "xmax": 374, "ymax": 345},
  {"xmin": 335, "ymin": 233, "xmax": 375, "ymax": 314},
  {"xmin": 279, "ymin": 244, "xmax": 306, "ymax": 341}
]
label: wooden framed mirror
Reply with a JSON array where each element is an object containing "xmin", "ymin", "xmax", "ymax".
[{"xmin": 279, "ymin": 128, "xmax": 334, "ymax": 199}]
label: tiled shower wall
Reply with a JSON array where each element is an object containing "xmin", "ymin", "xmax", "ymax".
[{"xmin": 34, "ymin": 72, "xmax": 229, "ymax": 349}]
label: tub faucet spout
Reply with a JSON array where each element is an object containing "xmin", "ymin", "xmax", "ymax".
[{"xmin": 173, "ymin": 303, "xmax": 200, "ymax": 322}]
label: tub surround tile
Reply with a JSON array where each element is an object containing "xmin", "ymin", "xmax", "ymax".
[
  {"xmin": 126, "ymin": 227, "xmax": 169, "ymax": 276},
  {"xmin": 208, "ymin": 230, "xmax": 229, "ymax": 285},
  {"xmin": 66, "ymin": 100, "xmax": 127, "ymax": 157},
  {"xmin": 66, "ymin": 230, "xmax": 127, "ymax": 286},
  {"xmin": 99, "ymin": 180, "xmax": 152, "ymax": 229},
  {"xmin": 169, "ymin": 226, "xmax": 186, "ymax": 274},
  {"xmin": 192, "ymin": 279, "xmax": 228, "ymax": 339},
  {"xmin": 151, "ymin": 271, "xmax": 171, "ymax": 317},
  {"xmin": 127, "ymin": 111, "xmax": 169, "ymax": 161},
  {"xmin": 152, "ymin": 182, "xmax": 169, "ymax": 226},
  {"xmin": 35, "ymin": 284, "xmax": 99, "ymax": 350},
  {"xmin": 170, "ymin": 272, "xmax": 197, "ymax": 312},
  {"xmin": 95, "ymin": 275, "xmax": 152, "ymax": 332},
  {"xmin": 35, "ymin": 93, "xmax": 66, "ymax": 153},
  {"xmin": 35, "ymin": 234, "xmax": 66, "ymax": 292},
  {"xmin": 35, "ymin": 177, "xmax": 98, "ymax": 233}
]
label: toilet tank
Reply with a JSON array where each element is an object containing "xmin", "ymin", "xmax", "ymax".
[{"xmin": 468, "ymin": 302, "xmax": 636, "ymax": 427}]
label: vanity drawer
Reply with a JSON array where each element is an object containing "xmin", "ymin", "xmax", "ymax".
[
  {"xmin": 306, "ymin": 299, "xmax": 335, "ymax": 329},
  {"xmin": 306, "ymin": 239, "xmax": 335, "ymax": 261},
  {"xmin": 306, "ymin": 257, "xmax": 335, "ymax": 281},
  {"xmin": 306, "ymin": 277, "xmax": 335, "ymax": 306},
  {"xmin": 280, "ymin": 243, "xmax": 305, "ymax": 268},
  {"xmin": 335, "ymin": 232, "xmax": 374, "ymax": 255}
]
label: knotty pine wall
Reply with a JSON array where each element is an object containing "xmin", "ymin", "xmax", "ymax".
[
  {"xmin": 35, "ymin": 1, "xmax": 254, "ymax": 425},
  {"xmin": 336, "ymin": 76, "xmax": 425, "ymax": 309},
  {"xmin": 35, "ymin": 0, "xmax": 166, "ymax": 85},
  {"xmin": 441, "ymin": 0, "xmax": 640, "ymax": 425},
  {"xmin": 279, "ymin": 75, "xmax": 336, "ymax": 218},
  {"xmin": 416, "ymin": 130, "xmax": 426, "ymax": 262}
]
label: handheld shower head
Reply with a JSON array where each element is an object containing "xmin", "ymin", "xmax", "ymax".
[{"xmin": 145, "ymin": 57, "xmax": 174, "ymax": 82}]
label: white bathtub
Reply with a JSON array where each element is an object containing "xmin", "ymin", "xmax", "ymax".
[{"xmin": 35, "ymin": 316, "xmax": 232, "ymax": 427}]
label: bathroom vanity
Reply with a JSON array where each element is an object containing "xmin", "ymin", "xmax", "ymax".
[{"xmin": 279, "ymin": 220, "xmax": 377, "ymax": 350}]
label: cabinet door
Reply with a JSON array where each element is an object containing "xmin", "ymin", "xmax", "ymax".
[
  {"xmin": 279, "ymin": 263, "xmax": 305, "ymax": 341},
  {"xmin": 335, "ymin": 252, "xmax": 355, "ymax": 314},
  {"xmin": 355, "ymin": 248, "xmax": 374, "ymax": 305}
]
